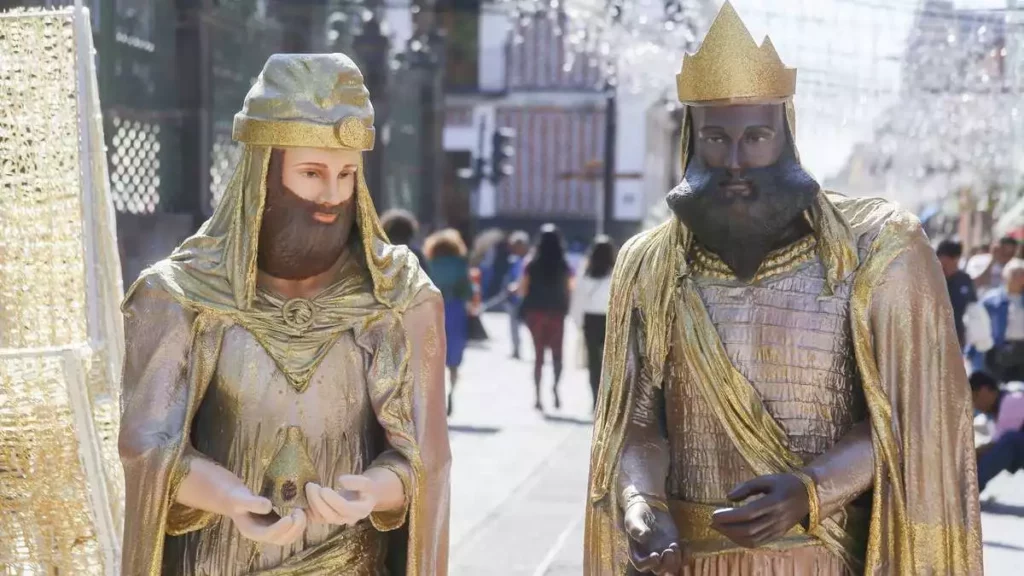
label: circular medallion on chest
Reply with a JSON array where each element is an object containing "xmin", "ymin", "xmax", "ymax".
[{"xmin": 282, "ymin": 298, "xmax": 315, "ymax": 331}]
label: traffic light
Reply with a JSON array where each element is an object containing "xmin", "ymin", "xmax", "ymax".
[{"xmin": 490, "ymin": 127, "xmax": 516, "ymax": 185}]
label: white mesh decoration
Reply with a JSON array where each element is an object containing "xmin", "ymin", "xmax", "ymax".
[
  {"xmin": 209, "ymin": 128, "xmax": 244, "ymax": 210},
  {"xmin": 109, "ymin": 114, "xmax": 161, "ymax": 214},
  {"xmin": 0, "ymin": 7, "xmax": 125, "ymax": 575}
]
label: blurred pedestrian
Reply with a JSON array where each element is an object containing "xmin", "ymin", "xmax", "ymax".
[
  {"xmin": 982, "ymin": 258, "xmax": 1024, "ymax": 382},
  {"xmin": 381, "ymin": 208, "xmax": 431, "ymax": 278},
  {"xmin": 971, "ymin": 371, "xmax": 1024, "ymax": 491},
  {"xmin": 519, "ymin": 224, "xmax": 573, "ymax": 411},
  {"xmin": 971, "ymin": 236, "xmax": 1019, "ymax": 294},
  {"xmin": 470, "ymin": 228, "xmax": 507, "ymax": 301},
  {"xmin": 424, "ymin": 228, "xmax": 473, "ymax": 416},
  {"xmin": 487, "ymin": 233, "xmax": 511, "ymax": 301},
  {"xmin": 467, "ymin": 267, "xmax": 488, "ymax": 341},
  {"xmin": 937, "ymin": 240, "xmax": 992, "ymax": 372},
  {"xmin": 569, "ymin": 235, "xmax": 616, "ymax": 410},
  {"xmin": 503, "ymin": 231, "xmax": 530, "ymax": 359}
]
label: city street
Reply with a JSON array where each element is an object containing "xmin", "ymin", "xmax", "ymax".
[{"xmin": 449, "ymin": 313, "xmax": 1024, "ymax": 575}]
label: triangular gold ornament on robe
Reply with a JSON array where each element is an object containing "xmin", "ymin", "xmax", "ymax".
[
  {"xmin": 261, "ymin": 426, "xmax": 319, "ymax": 511},
  {"xmin": 676, "ymin": 1, "xmax": 797, "ymax": 104}
]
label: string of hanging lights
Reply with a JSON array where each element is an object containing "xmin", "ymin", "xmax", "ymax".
[
  {"xmin": 493, "ymin": 0, "xmax": 1021, "ymax": 208},
  {"xmin": 495, "ymin": 0, "xmax": 709, "ymax": 96}
]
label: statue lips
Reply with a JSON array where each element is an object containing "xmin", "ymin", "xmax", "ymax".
[
  {"xmin": 720, "ymin": 180, "xmax": 754, "ymax": 201},
  {"xmin": 312, "ymin": 211, "xmax": 339, "ymax": 224}
]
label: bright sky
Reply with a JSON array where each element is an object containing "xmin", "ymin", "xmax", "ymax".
[{"xmin": 723, "ymin": 0, "xmax": 923, "ymax": 180}]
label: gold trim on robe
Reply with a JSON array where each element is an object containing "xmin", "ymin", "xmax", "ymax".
[{"xmin": 584, "ymin": 192, "xmax": 983, "ymax": 575}]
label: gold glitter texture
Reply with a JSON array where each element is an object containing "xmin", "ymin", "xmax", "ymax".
[
  {"xmin": 1, "ymin": 7, "xmax": 125, "ymax": 576},
  {"xmin": 261, "ymin": 427, "xmax": 319, "ymax": 511},
  {"xmin": 676, "ymin": 1, "xmax": 797, "ymax": 104},
  {"xmin": 233, "ymin": 53, "xmax": 376, "ymax": 150},
  {"xmin": 690, "ymin": 234, "xmax": 817, "ymax": 282}
]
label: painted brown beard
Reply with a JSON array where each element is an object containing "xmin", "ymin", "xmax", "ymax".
[
  {"xmin": 666, "ymin": 144, "xmax": 819, "ymax": 280},
  {"xmin": 256, "ymin": 151, "xmax": 356, "ymax": 280}
]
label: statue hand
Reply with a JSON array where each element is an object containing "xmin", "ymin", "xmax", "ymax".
[
  {"xmin": 228, "ymin": 490, "xmax": 306, "ymax": 546},
  {"xmin": 305, "ymin": 475, "xmax": 378, "ymax": 526},
  {"xmin": 710, "ymin": 473, "xmax": 811, "ymax": 548},
  {"xmin": 624, "ymin": 502, "xmax": 685, "ymax": 575}
]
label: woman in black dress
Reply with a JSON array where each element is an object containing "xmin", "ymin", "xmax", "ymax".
[{"xmin": 518, "ymin": 224, "xmax": 573, "ymax": 411}]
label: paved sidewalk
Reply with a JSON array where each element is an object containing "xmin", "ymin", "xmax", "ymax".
[{"xmin": 448, "ymin": 313, "xmax": 592, "ymax": 575}]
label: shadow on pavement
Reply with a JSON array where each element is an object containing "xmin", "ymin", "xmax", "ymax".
[
  {"xmin": 983, "ymin": 540, "xmax": 1024, "ymax": 552},
  {"xmin": 981, "ymin": 500, "xmax": 1024, "ymax": 517},
  {"xmin": 448, "ymin": 424, "xmax": 502, "ymax": 435},
  {"xmin": 543, "ymin": 414, "xmax": 594, "ymax": 426}
]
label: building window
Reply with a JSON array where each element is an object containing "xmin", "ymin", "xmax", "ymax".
[{"xmin": 439, "ymin": 0, "xmax": 480, "ymax": 93}]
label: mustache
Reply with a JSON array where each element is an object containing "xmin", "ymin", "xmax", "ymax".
[
  {"xmin": 261, "ymin": 180, "xmax": 355, "ymax": 233},
  {"xmin": 668, "ymin": 146, "xmax": 815, "ymax": 207},
  {"xmin": 280, "ymin": 190, "xmax": 348, "ymax": 217}
]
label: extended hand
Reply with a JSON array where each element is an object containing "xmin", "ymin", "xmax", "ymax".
[
  {"xmin": 710, "ymin": 473, "xmax": 811, "ymax": 548},
  {"xmin": 624, "ymin": 502, "xmax": 685, "ymax": 575},
  {"xmin": 305, "ymin": 475, "xmax": 378, "ymax": 526},
  {"xmin": 227, "ymin": 488, "xmax": 306, "ymax": 546}
]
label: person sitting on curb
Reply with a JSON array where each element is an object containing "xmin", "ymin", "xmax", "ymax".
[{"xmin": 971, "ymin": 370, "xmax": 1024, "ymax": 491}]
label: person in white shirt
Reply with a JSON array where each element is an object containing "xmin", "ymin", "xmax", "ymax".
[
  {"xmin": 982, "ymin": 259, "xmax": 1024, "ymax": 381},
  {"xmin": 968, "ymin": 237, "xmax": 1019, "ymax": 296},
  {"xmin": 569, "ymin": 235, "xmax": 617, "ymax": 410}
]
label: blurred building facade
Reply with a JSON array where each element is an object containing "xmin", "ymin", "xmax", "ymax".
[
  {"xmin": 4, "ymin": 0, "xmax": 452, "ymax": 286},
  {"xmin": 405, "ymin": 0, "xmax": 715, "ymax": 246},
  {"xmin": 3, "ymin": 0, "xmax": 722, "ymax": 277}
]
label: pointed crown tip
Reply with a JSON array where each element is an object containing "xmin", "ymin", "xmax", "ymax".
[{"xmin": 676, "ymin": 1, "xmax": 796, "ymax": 104}]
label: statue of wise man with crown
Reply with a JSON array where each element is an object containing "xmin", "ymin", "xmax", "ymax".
[{"xmin": 583, "ymin": 3, "xmax": 982, "ymax": 575}]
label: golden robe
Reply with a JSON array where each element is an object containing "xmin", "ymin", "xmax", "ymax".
[
  {"xmin": 118, "ymin": 64, "xmax": 451, "ymax": 572},
  {"xmin": 584, "ymin": 193, "xmax": 983, "ymax": 575}
]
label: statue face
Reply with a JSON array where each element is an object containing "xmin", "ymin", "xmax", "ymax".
[
  {"xmin": 280, "ymin": 147, "xmax": 360, "ymax": 223},
  {"xmin": 257, "ymin": 148, "xmax": 360, "ymax": 280},
  {"xmin": 692, "ymin": 104, "xmax": 786, "ymax": 171},
  {"xmin": 666, "ymin": 103, "xmax": 818, "ymax": 280}
]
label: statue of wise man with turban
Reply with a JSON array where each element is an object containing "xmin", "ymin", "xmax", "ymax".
[
  {"xmin": 118, "ymin": 53, "xmax": 450, "ymax": 575},
  {"xmin": 584, "ymin": 3, "xmax": 982, "ymax": 575}
]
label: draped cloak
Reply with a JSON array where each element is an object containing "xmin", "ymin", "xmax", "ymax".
[{"xmin": 583, "ymin": 101, "xmax": 983, "ymax": 575}]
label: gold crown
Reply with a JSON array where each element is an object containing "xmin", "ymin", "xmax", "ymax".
[{"xmin": 676, "ymin": 1, "xmax": 796, "ymax": 105}]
